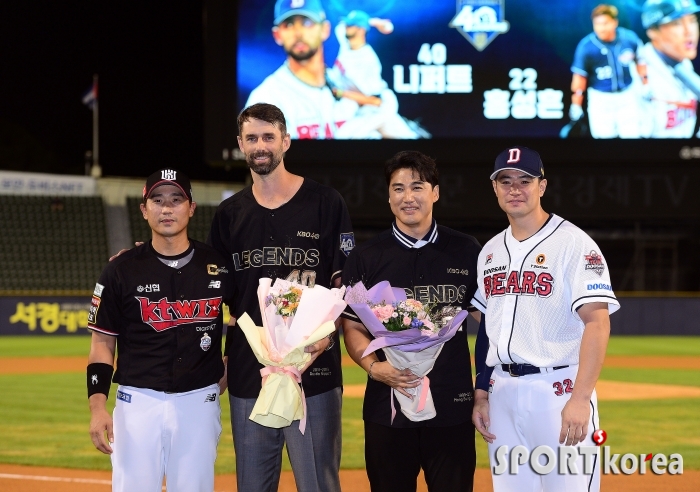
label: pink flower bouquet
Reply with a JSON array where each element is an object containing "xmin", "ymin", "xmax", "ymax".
[
  {"xmin": 237, "ymin": 278, "xmax": 346, "ymax": 433},
  {"xmin": 344, "ymin": 280, "xmax": 468, "ymax": 422}
]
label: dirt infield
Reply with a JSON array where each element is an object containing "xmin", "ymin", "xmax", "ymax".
[
  {"xmin": 3, "ymin": 354, "xmax": 699, "ymax": 375},
  {"xmin": 0, "ymin": 464, "xmax": 698, "ymax": 492}
]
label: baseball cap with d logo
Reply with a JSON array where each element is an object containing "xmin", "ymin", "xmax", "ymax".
[
  {"xmin": 490, "ymin": 146, "xmax": 545, "ymax": 180},
  {"xmin": 143, "ymin": 169, "xmax": 193, "ymax": 202},
  {"xmin": 274, "ymin": 0, "xmax": 326, "ymax": 25}
]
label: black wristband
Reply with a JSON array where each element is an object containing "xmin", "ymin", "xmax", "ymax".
[{"xmin": 87, "ymin": 363, "xmax": 114, "ymax": 399}]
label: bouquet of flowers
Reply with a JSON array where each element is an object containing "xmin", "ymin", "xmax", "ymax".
[
  {"xmin": 237, "ymin": 278, "xmax": 346, "ymax": 434},
  {"xmin": 344, "ymin": 280, "xmax": 468, "ymax": 422}
]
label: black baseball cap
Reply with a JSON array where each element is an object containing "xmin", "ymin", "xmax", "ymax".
[
  {"xmin": 490, "ymin": 146, "xmax": 545, "ymax": 180},
  {"xmin": 142, "ymin": 169, "xmax": 193, "ymax": 202}
]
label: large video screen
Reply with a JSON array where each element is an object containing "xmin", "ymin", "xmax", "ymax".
[{"xmin": 235, "ymin": 0, "xmax": 700, "ymax": 140}]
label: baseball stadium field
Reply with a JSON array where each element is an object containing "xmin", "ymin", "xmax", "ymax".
[{"xmin": 0, "ymin": 335, "xmax": 698, "ymax": 491}]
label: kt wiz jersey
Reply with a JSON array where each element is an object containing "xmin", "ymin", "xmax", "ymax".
[
  {"xmin": 571, "ymin": 27, "xmax": 642, "ymax": 92},
  {"xmin": 471, "ymin": 214, "xmax": 620, "ymax": 369},
  {"xmin": 245, "ymin": 63, "xmax": 358, "ymax": 139},
  {"xmin": 342, "ymin": 225, "xmax": 481, "ymax": 428},
  {"xmin": 87, "ymin": 241, "xmax": 230, "ymax": 393},
  {"xmin": 208, "ymin": 179, "xmax": 354, "ymax": 399}
]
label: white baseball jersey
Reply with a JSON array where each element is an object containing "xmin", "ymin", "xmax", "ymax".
[
  {"xmin": 333, "ymin": 23, "xmax": 387, "ymax": 96},
  {"xmin": 640, "ymin": 43, "xmax": 698, "ymax": 138},
  {"xmin": 245, "ymin": 63, "xmax": 358, "ymax": 139},
  {"xmin": 471, "ymin": 214, "xmax": 620, "ymax": 368}
]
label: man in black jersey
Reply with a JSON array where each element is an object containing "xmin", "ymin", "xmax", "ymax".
[
  {"xmin": 208, "ymin": 103, "xmax": 354, "ymax": 492},
  {"xmin": 87, "ymin": 169, "xmax": 230, "ymax": 491},
  {"xmin": 342, "ymin": 151, "xmax": 480, "ymax": 492}
]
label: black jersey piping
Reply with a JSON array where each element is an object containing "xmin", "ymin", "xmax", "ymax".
[
  {"xmin": 571, "ymin": 294, "xmax": 618, "ymax": 311},
  {"xmin": 495, "ymin": 233, "xmax": 511, "ymax": 364},
  {"xmin": 506, "ymin": 218, "xmax": 566, "ymax": 363},
  {"xmin": 588, "ymin": 399, "xmax": 598, "ymax": 491}
]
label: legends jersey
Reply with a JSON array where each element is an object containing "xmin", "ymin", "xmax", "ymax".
[
  {"xmin": 342, "ymin": 223, "xmax": 481, "ymax": 427},
  {"xmin": 208, "ymin": 179, "xmax": 354, "ymax": 399},
  {"xmin": 571, "ymin": 27, "xmax": 642, "ymax": 92},
  {"xmin": 245, "ymin": 63, "xmax": 359, "ymax": 139},
  {"xmin": 87, "ymin": 241, "xmax": 230, "ymax": 393},
  {"xmin": 640, "ymin": 43, "xmax": 698, "ymax": 138},
  {"xmin": 471, "ymin": 214, "xmax": 620, "ymax": 369}
]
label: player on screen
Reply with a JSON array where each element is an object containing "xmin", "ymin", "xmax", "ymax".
[
  {"xmin": 244, "ymin": 0, "xmax": 358, "ymax": 139},
  {"xmin": 569, "ymin": 4, "xmax": 647, "ymax": 138},
  {"xmin": 327, "ymin": 10, "xmax": 425, "ymax": 138},
  {"xmin": 640, "ymin": 0, "xmax": 700, "ymax": 137}
]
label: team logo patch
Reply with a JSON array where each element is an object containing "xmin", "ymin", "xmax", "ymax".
[
  {"xmin": 88, "ymin": 296, "xmax": 101, "ymax": 324},
  {"xmin": 535, "ymin": 254, "xmax": 546, "ymax": 265},
  {"xmin": 204, "ymin": 393, "xmax": 217, "ymax": 402},
  {"xmin": 137, "ymin": 296, "xmax": 223, "ymax": 332},
  {"xmin": 340, "ymin": 232, "xmax": 355, "ymax": 257},
  {"xmin": 449, "ymin": 0, "xmax": 510, "ymax": 52},
  {"xmin": 485, "ymin": 253, "xmax": 493, "ymax": 265},
  {"xmin": 200, "ymin": 332, "xmax": 212, "ymax": 351},
  {"xmin": 584, "ymin": 251, "xmax": 605, "ymax": 277},
  {"xmin": 207, "ymin": 264, "xmax": 220, "ymax": 275},
  {"xmin": 117, "ymin": 390, "xmax": 132, "ymax": 403},
  {"xmin": 93, "ymin": 283, "xmax": 104, "ymax": 297}
]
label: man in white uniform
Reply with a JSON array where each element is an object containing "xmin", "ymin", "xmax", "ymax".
[
  {"xmin": 245, "ymin": 0, "xmax": 358, "ymax": 139},
  {"xmin": 471, "ymin": 147, "xmax": 620, "ymax": 492},
  {"xmin": 329, "ymin": 10, "xmax": 421, "ymax": 138},
  {"xmin": 640, "ymin": 0, "xmax": 700, "ymax": 137}
]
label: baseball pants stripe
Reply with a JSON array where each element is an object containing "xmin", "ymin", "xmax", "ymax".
[
  {"xmin": 111, "ymin": 384, "xmax": 221, "ymax": 492},
  {"xmin": 486, "ymin": 365, "xmax": 600, "ymax": 492}
]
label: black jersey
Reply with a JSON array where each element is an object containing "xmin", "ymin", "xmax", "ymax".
[
  {"xmin": 342, "ymin": 224, "xmax": 481, "ymax": 427},
  {"xmin": 208, "ymin": 179, "xmax": 354, "ymax": 399},
  {"xmin": 88, "ymin": 240, "xmax": 230, "ymax": 393}
]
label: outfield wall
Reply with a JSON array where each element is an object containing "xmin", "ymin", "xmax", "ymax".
[{"xmin": 0, "ymin": 296, "xmax": 697, "ymax": 335}]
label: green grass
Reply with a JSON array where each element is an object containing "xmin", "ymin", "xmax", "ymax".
[{"xmin": 0, "ymin": 335, "xmax": 699, "ymax": 472}]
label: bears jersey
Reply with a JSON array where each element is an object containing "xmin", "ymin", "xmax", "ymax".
[
  {"xmin": 640, "ymin": 43, "xmax": 698, "ymax": 138},
  {"xmin": 571, "ymin": 27, "xmax": 642, "ymax": 93},
  {"xmin": 245, "ymin": 63, "xmax": 359, "ymax": 139},
  {"xmin": 471, "ymin": 214, "xmax": 619, "ymax": 368},
  {"xmin": 88, "ymin": 240, "xmax": 231, "ymax": 393}
]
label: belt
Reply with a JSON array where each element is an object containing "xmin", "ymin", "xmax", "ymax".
[{"xmin": 501, "ymin": 363, "xmax": 569, "ymax": 377}]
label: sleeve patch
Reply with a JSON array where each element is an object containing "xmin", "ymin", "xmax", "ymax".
[
  {"xmin": 583, "ymin": 250, "xmax": 605, "ymax": 276},
  {"xmin": 340, "ymin": 232, "xmax": 355, "ymax": 257},
  {"xmin": 585, "ymin": 281, "xmax": 612, "ymax": 292},
  {"xmin": 93, "ymin": 283, "xmax": 104, "ymax": 297},
  {"xmin": 88, "ymin": 296, "xmax": 101, "ymax": 325}
]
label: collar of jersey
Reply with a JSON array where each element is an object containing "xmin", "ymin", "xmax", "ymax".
[
  {"xmin": 654, "ymin": 47, "xmax": 680, "ymax": 68},
  {"xmin": 392, "ymin": 219, "xmax": 438, "ymax": 250}
]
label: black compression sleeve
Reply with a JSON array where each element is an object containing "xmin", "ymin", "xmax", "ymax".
[{"xmin": 87, "ymin": 363, "xmax": 114, "ymax": 399}]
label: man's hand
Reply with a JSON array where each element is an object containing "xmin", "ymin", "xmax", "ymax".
[
  {"xmin": 89, "ymin": 395, "xmax": 114, "ymax": 454},
  {"xmin": 472, "ymin": 389, "xmax": 496, "ymax": 443},
  {"xmin": 300, "ymin": 335, "xmax": 331, "ymax": 372},
  {"xmin": 569, "ymin": 104, "xmax": 583, "ymax": 121},
  {"xmin": 108, "ymin": 242, "xmax": 144, "ymax": 262},
  {"xmin": 218, "ymin": 356, "xmax": 228, "ymax": 395},
  {"xmin": 368, "ymin": 361, "xmax": 420, "ymax": 399},
  {"xmin": 559, "ymin": 396, "xmax": 591, "ymax": 446}
]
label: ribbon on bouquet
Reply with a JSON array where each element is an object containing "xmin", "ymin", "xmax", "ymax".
[
  {"xmin": 390, "ymin": 375, "xmax": 431, "ymax": 424},
  {"xmin": 260, "ymin": 365, "xmax": 309, "ymax": 434}
]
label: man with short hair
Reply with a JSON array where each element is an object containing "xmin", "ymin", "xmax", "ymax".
[
  {"xmin": 570, "ymin": 4, "xmax": 647, "ymax": 138},
  {"xmin": 342, "ymin": 151, "xmax": 481, "ymax": 492},
  {"xmin": 640, "ymin": 0, "xmax": 700, "ymax": 137},
  {"xmin": 208, "ymin": 102, "xmax": 354, "ymax": 492},
  {"xmin": 87, "ymin": 169, "xmax": 230, "ymax": 492},
  {"xmin": 471, "ymin": 147, "xmax": 620, "ymax": 492}
]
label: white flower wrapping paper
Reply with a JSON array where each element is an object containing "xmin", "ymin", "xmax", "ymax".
[{"xmin": 237, "ymin": 278, "xmax": 346, "ymax": 433}]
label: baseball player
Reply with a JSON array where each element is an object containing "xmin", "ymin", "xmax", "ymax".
[
  {"xmin": 341, "ymin": 151, "xmax": 481, "ymax": 492},
  {"xmin": 207, "ymin": 103, "xmax": 354, "ymax": 492},
  {"xmin": 570, "ymin": 4, "xmax": 647, "ymax": 138},
  {"xmin": 244, "ymin": 0, "xmax": 359, "ymax": 139},
  {"xmin": 639, "ymin": 0, "xmax": 700, "ymax": 137},
  {"xmin": 327, "ymin": 10, "xmax": 421, "ymax": 139},
  {"xmin": 87, "ymin": 169, "xmax": 231, "ymax": 492},
  {"xmin": 470, "ymin": 147, "xmax": 620, "ymax": 492}
]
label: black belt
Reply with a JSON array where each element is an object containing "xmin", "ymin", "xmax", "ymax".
[{"xmin": 501, "ymin": 363, "xmax": 569, "ymax": 377}]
